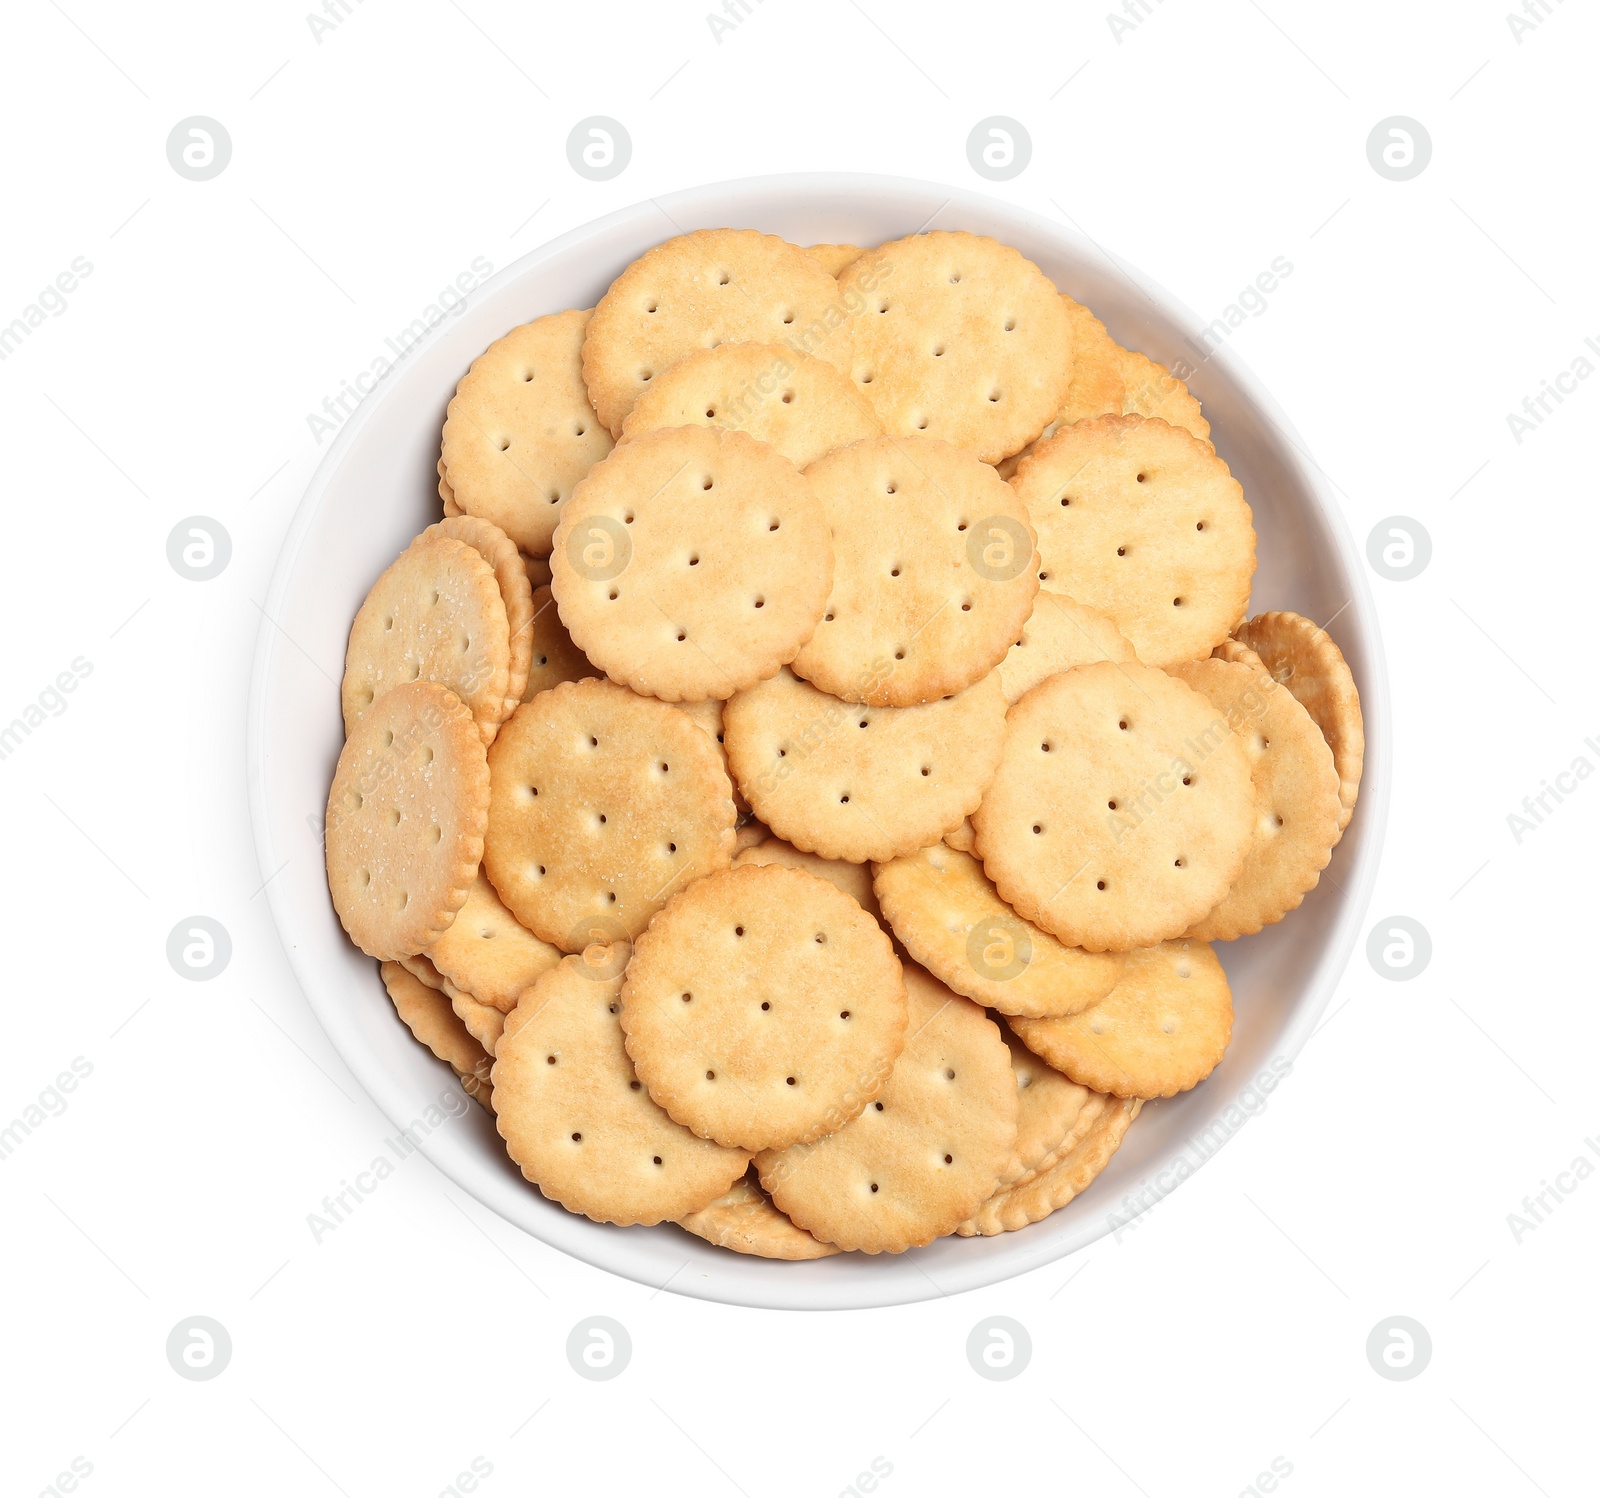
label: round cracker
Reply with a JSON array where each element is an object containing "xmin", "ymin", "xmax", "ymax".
[
  {"xmin": 1009, "ymin": 940, "xmax": 1232, "ymax": 1098},
  {"xmin": 790, "ymin": 436, "xmax": 1039, "ymax": 707},
  {"xmin": 997, "ymin": 1027, "xmax": 1094, "ymax": 1188},
  {"xmin": 1213, "ymin": 637, "xmax": 1265, "ymax": 670},
  {"xmin": 445, "ymin": 977, "xmax": 507, "ymax": 1056},
  {"xmin": 617, "ymin": 343, "xmax": 882, "ymax": 467},
  {"xmin": 1172, "ymin": 659, "xmax": 1342, "ymax": 941},
  {"xmin": 672, "ymin": 696, "xmax": 747, "ymax": 815},
  {"xmin": 1235, "ymin": 610, "xmax": 1364, "ymax": 832},
  {"xmin": 734, "ymin": 836, "xmax": 881, "ymax": 922},
  {"xmin": 956, "ymin": 1096, "xmax": 1140, "ymax": 1236},
  {"xmin": 521, "ymin": 584, "xmax": 594, "ymax": 701},
  {"xmin": 549, "ymin": 424, "xmax": 834, "ymax": 702},
  {"xmin": 492, "ymin": 951, "xmax": 750, "ymax": 1226},
  {"xmin": 382, "ymin": 959, "xmax": 491, "ymax": 1079},
  {"xmin": 582, "ymin": 229, "xmax": 854, "ymax": 436},
  {"xmin": 432, "ymin": 515, "xmax": 535, "ymax": 720},
  {"xmin": 805, "ymin": 242, "xmax": 864, "ymax": 277},
  {"xmin": 620, "ymin": 865, "xmax": 908, "ymax": 1152},
  {"xmin": 944, "ymin": 817, "xmax": 976, "ymax": 853},
  {"xmin": 998, "ymin": 588, "xmax": 1136, "ymax": 705},
  {"xmin": 1012, "ymin": 414, "xmax": 1256, "ymax": 668},
  {"xmin": 483, "ymin": 678, "xmax": 737, "ymax": 951},
  {"xmin": 724, "ymin": 667, "xmax": 1007, "ymax": 864},
  {"xmin": 440, "ymin": 309, "xmax": 615, "ymax": 556},
  {"xmin": 399, "ymin": 951, "xmax": 447, "ymax": 990},
  {"xmin": 341, "ymin": 533, "xmax": 512, "ymax": 745},
  {"xmin": 677, "ymin": 1171, "xmax": 841, "ymax": 1259},
  {"xmin": 972, "ymin": 662, "xmax": 1255, "ymax": 952},
  {"xmin": 425, "ymin": 872, "xmax": 562, "ymax": 1013},
  {"xmin": 872, "ymin": 842, "xmax": 1122, "ymax": 1018},
  {"xmin": 1116, "ymin": 348, "xmax": 1210, "ymax": 442},
  {"xmin": 838, "ymin": 232, "xmax": 1073, "ymax": 463},
  {"xmin": 756, "ymin": 966, "xmax": 1017, "ymax": 1253},
  {"xmin": 326, "ymin": 681, "xmax": 489, "ymax": 960}
]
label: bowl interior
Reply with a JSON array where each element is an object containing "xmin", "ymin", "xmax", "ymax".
[{"xmin": 249, "ymin": 174, "xmax": 1386, "ymax": 1310}]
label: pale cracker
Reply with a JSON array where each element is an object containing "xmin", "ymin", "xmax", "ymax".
[
  {"xmin": 327, "ymin": 681, "xmax": 489, "ymax": 960},
  {"xmin": 734, "ymin": 835, "xmax": 881, "ymax": 922},
  {"xmin": 790, "ymin": 436, "xmax": 1039, "ymax": 707},
  {"xmin": 440, "ymin": 309, "xmax": 614, "ymax": 556},
  {"xmin": 838, "ymin": 232, "xmax": 1073, "ymax": 463},
  {"xmin": 455, "ymin": 1065, "xmax": 495, "ymax": 1112},
  {"xmin": 944, "ymin": 818, "xmax": 976, "ymax": 853},
  {"xmin": 1013, "ymin": 414, "xmax": 1256, "ymax": 668},
  {"xmin": 972, "ymin": 662, "xmax": 1255, "ymax": 951},
  {"xmin": 617, "ymin": 343, "xmax": 882, "ymax": 468},
  {"xmin": 341, "ymin": 533, "xmax": 512, "ymax": 745},
  {"xmin": 399, "ymin": 951, "xmax": 447, "ymax": 990},
  {"xmin": 756, "ymin": 966, "xmax": 1017, "ymax": 1253},
  {"xmin": 382, "ymin": 960, "xmax": 491, "ymax": 1080},
  {"xmin": 872, "ymin": 842, "xmax": 1123, "ymax": 1017},
  {"xmin": 1235, "ymin": 610, "xmax": 1364, "ymax": 832},
  {"xmin": 437, "ymin": 457, "xmax": 458, "ymax": 513},
  {"xmin": 956, "ymin": 1096, "xmax": 1140, "ymax": 1236},
  {"xmin": 582, "ymin": 229, "xmax": 854, "ymax": 436},
  {"xmin": 998, "ymin": 588, "xmax": 1136, "ymax": 705},
  {"xmin": 521, "ymin": 585, "xmax": 594, "ymax": 701},
  {"xmin": 805, "ymin": 243, "xmax": 864, "ymax": 277},
  {"xmin": 493, "ymin": 951, "xmax": 750, "ymax": 1226},
  {"xmin": 1173, "ymin": 659, "xmax": 1341, "ymax": 941},
  {"xmin": 678, "ymin": 1171, "xmax": 842, "ymax": 1259},
  {"xmin": 484, "ymin": 678, "xmax": 736, "ymax": 950},
  {"xmin": 426, "ymin": 872, "xmax": 562, "ymax": 1013},
  {"xmin": 1005, "ymin": 1089, "xmax": 1112, "ymax": 1192},
  {"xmin": 523, "ymin": 553, "xmax": 552, "ymax": 590},
  {"xmin": 620, "ymin": 865, "xmax": 907, "ymax": 1151},
  {"xmin": 549, "ymin": 424, "xmax": 834, "ymax": 702},
  {"xmin": 432, "ymin": 516, "xmax": 535, "ymax": 721},
  {"xmin": 997, "ymin": 1027, "xmax": 1094, "ymax": 1187},
  {"xmin": 1009, "ymin": 940, "xmax": 1232, "ymax": 1098},
  {"xmin": 724, "ymin": 667, "xmax": 1008, "ymax": 864}
]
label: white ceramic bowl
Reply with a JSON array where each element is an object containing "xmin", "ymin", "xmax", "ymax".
[{"xmin": 249, "ymin": 173, "xmax": 1387, "ymax": 1310}]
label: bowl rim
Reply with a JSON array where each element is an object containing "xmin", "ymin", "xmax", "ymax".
[{"xmin": 248, "ymin": 170, "xmax": 1389, "ymax": 1309}]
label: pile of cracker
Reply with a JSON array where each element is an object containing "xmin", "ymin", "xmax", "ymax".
[{"xmin": 325, "ymin": 228, "xmax": 1364, "ymax": 1257}]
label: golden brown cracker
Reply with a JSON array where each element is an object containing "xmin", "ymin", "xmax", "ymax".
[
  {"xmin": 425, "ymin": 872, "xmax": 562, "ymax": 1013},
  {"xmin": 677, "ymin": 1171, "xmax": 841, "ymax": 1259},
  {"xmin": 620, "ymin": 865, "xmax": 907, "ymax": 1151},
  {"xmin": 493, "ymin": 951, "xmax": 750, "ymax": 1225},
  {"xmin": 724, "ymin": 668, "xmax": 1007, "ymax": 864},
  {"xmin": 382, "ymin": 959, "xmax": 491, "ymax": 1079},
  {"xmin": 432, "ymin": 515, "xmax": 535, "ymax": 720},
  {"xmin": 341, "ymin": 533, "xmax": 512, "ymax": 745},
  {"xmin": 549, "ymin": 424, "xmax": 834, "ymax": 702},
  {"xmin": 790, "ymin": 436, "xmax": 1038, "ymax": 707},
  {"xmin": 998, "ymin": 1027, "xmax": 1095, "ymax": 1188},
  {"xmin": 327, "ymin": 681, "xmax": 489, "ymax": 960},
  {"xmin": 582, "ymin": 229, "xmax": 854, "ymax": 436},
  {"xmin": 805, "ymin": 243, "xmax": 864, "ymax": 277},
  {"xmin": 1172, "ymin": 659, "xmax": 1342, "ymax": 941},
  {"xmin": 998, "ymin": 588, "xmax": 1136, "ymax": 705},
  {"xmin": 733, "ymin": 836, "xmax": 882, "ymax": 921},
  {"xmin": 1235, "ymin": 610, "xmax": 1364, "ymax": 832},
  {"xmin": 756, "ymin": 966, "xmax": 1017, "ymax": 1253},
  {"xmin": 839, "ymin": 232, "xmax": 1073, "ymax": 463},
  {"xmin": 1009, "ymin": 940, "xmax": 1231, "ymax": 1098},
  {"xmin": 484, "ymin": 678, "xmax": 737, "ymax": 950},
  {"xmin": 972, "ymin": 662, "xmax": 1255, "ymax": 952},
  {"xmin": 872, "ymin": 842, "xmax": 1122, "ymax": 1017},
  {"xmin": 1013, "ymin": 414, "xmax": 1255, "ymax": 668},
  {"xmin": 956, "ymin": 1096, "xmax": 1140, "ymax": 1236},
  {"xmin": 521, "ymin": 584, "xmax": 594, "ymax": 700},
  {"xmin": 440, "ymin": 309, "xmax": 614, "ymax": 556},
  {"xmin": 617, "ymin": 343, "xmax": 882, "ymax": 468}
]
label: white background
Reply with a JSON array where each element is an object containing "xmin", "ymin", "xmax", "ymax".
[{"xmin": 2, "ymin": 1, "xmax": 1595, "ymax": 1494}]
